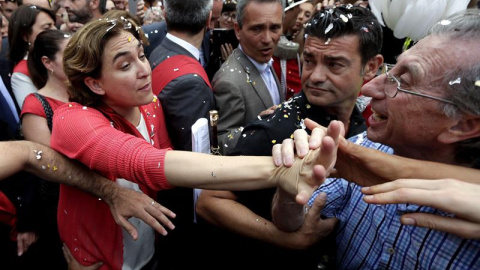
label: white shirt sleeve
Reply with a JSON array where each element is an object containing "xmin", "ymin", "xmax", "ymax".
[{"xmin": 11, "ymin": 72, "xmax": 37, "ymax": 109}]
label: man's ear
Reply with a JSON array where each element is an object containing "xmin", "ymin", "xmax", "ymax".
[
  {"xmin": 234, "ymin": 22, "xmax": 241, "ymax": 41},
  {"xmin": 363, "ymin": 54, "xmax": 384, "ymax": 81},
  {"xmin": 438, "ymin": 116, "xmax": 480, "ymax": 144},
  {"xmin": 84, "ymin": 77, "xmax": 105, "ymax": 95}
]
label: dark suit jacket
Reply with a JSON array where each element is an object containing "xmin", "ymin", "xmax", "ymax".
[
  {"xmin": 212, "ymin": 48, "xmax": 285, "ymax": 154},
  {"xmin": 149, "ymin": 37, "xmax": 215, "ymax": 151},
  {"xmin": 142, "ymin": 21, "xmax": 211, "ymax": 67}
]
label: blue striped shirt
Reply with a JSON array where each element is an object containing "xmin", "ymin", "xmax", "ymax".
[{"xmin": 308, "ymin": 132, "xmax": 480, "ymax": 270}]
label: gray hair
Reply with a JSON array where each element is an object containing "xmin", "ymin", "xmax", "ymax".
[
  {"xmin": 236, "ymin": 0, "xmax": 285, "ymax": 29},
  {"xmin": 163, "ymin": 0, "xmax": 213, "ymax": 35},
  {"xmin": 430, "ymin": 9, "xmax": 480, "ymax": 168}
]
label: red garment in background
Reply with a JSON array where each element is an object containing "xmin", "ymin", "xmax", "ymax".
[{"xmin": 272, "ymin": 56, "xmax": 302, "ymax": 100}]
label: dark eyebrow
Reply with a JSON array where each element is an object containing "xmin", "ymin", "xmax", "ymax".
[
  {"xmin": 324, "ymin": 55, "xmax": 350, "ymax": 63},
  {"xmin": 112, "ymin": 40, "xmax": 141, "ymax": 63}
]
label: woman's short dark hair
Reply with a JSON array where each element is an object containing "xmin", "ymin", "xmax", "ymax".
[
  {"xmin": 27, "ymin": 29, "xmax": 71, "ymax": 89},
  {"xmin": 8, "ymin": 5, "xmax": 55, "ymax": 65}
]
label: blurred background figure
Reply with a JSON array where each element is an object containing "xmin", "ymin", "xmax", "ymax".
[
  {"xmin": 8, "ymin": 5, "xmax": 56, "ymax": 109},
  {"xmin": 1, "ymin": 0, "xmax": 18, "ymax": 20},
  {"xmin": 105, "ymin": 0, "xmax": 115, "ymax": 11},
  {"xmin": 143, "ymin": 0, "xmax": 163, "ymax": 25},
  {"xmin": 112, "ymin": 0, "xmax": 125, "ymax": 10}
]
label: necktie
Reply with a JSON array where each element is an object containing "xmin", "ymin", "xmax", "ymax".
[{"xmin": 264, "ymin": 65, "xmax": 280, "ymax": 104}]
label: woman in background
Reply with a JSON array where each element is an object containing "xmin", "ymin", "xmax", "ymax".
[
  {"xmin": 8, "ymin": 5, "xmax": 55, "ymax": 109},
  {"xmin": 20, "ymin": 29, "xmax": 71, "ymax": 269}
]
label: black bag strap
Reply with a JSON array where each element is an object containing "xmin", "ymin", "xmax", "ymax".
[{"xmin": 33, "ymin": 93, "xmax": 53, "ymax": 132}]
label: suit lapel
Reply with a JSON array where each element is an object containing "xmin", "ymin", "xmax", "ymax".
[{"xmin": 234, "ymin": 49, "xmax": 276, "ymax": 107}]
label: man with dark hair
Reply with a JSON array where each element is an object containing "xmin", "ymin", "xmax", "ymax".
[
  {"xmin": 63, "ymin": 0, "xmax": 106, "ymax": 26},
  {"xmin": 197, "ymin": 5, "xmax": 383, "ymax": 269},
  {"xmin": 274, "ymin": 8, "xmax": 480, "ymax": 269},
  {"xmin": 148, "ymin": 0, "xmax": 215, "ymax": 269}
]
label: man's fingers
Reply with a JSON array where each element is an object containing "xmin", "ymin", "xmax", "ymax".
[
  {"xmin": 308, "ymin": 192, "xmax": 327, "ymax": 214},
  {"xmin": 116, "ymin": 216, "xmax": 139, "ymax": 240},
  {"xmin": 62, "ymin": 243, "xmax": 73, "ymax": 263},
  {"xmin": 17, "ymin": 237, "xmax": 25, "ymax": 256},
  {"xmin": 361, "ymin": 178, "xmax": 439, "ymax": 195},
  {"xmin": 280, "ymin": 138, "xmax": 296, "ymax": 166},
  {"xmin": 293, "ymin": 128, "xmax": 311, "ymax": 157},
  {"xmin": 304, "ymin": 118, "xmax": 325, "ymax": 131},
  {"xmin": 295, "ymin": 189, "xmax": 311, "ymax": 205},
  {"xmin": 401, "ymin": 213, "xmax": 480, "ymax": 239},
  {"xmin": 272, "ymin": 143, "xmax": 283, "ymax": 166},
  {"xmin": 363, "ymin": 187, "xmax": 442, "ymax": 208},
  {"xmin": 306, "ymin": 127, "xmax": 324, "ymax": 151}
]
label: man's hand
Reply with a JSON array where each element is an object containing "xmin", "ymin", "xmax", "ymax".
[
  {"xmin": 291, "ymin": 193, "xmax": 338, "ymax": 249},
  {"xmin": 16, "ymin": 231, "xmax": 38, "ymax": 256},
  {"xmin": 105, "ymin": 186, "xmax": 176, "ymax": 240},
  {"xmin": 63, "ymin": 243, "xmax": 103, "ymax": 270},
  {"xmin": 220, "ymin": 43, "xmax": 234, "ymax": 61},
  {"xmin": 259, "ymin": 105, "xmax": 278, "ymax": 117},
  {"xmin": 362, "ymin": 178, "xmax": 480, "ymax": 239},
  {"xmin": 271, "ymin": 120, "xmax": 342, "ymax": 204}
]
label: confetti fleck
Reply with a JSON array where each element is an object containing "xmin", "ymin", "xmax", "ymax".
[
  {"xmin": 82, "ymin": 106, "xmax": 87, "ymax": 110},
  {"xmin": 440, "ymin": 20, "xmax": 451, "ymax": 26},
  {"xmin": 340, "ymin": 14, "xmax": 348, "ymax": 22},
  {"xmin": 449, "ymin": 78, "xmax": 461, "ymax": 85},
  {"xmin": 306, "ymin": 104, "xmax": 311, "ymax": 109},
  {"xmin": 361, "ymin": 27, "xmax": 369, "ymax": 33},
  {"xmin": 325, "ymin": 38, "xmax": 331, "ymax": 45},
  {"xmin": 174, "ymin": 68, "xmax": 179, "ymax": 71},
  {"xmin": 475, "ymin": 80, "xmax": 480, "ymax": 87},
  {"xmin": 271, "ymin": 140, "xmax": 276, "ymax": 144},
  {"xmin": 325, "ymin": 23, "xmax": 333, "ymax": 34},
  {"xmin": 53, "ymin": 166, "xmax": 58, "ymax": 171}
]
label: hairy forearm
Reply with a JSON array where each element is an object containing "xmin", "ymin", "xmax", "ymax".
[
  {"xmin": 197, "ymin": 191, "xmax": 306, "ymax": 249},
  {"xmin": 272, "ymin": 188, "xmax": 305, "ymax": 231},
  {"xmin": 1, "ymin": 141, "xmax": 117, "ymax": 203},
  {"xmin": 164, "ymin": 151, "xmax": 277, "ymax": 190}
]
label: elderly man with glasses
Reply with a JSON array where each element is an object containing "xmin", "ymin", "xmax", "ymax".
[{"xmin": 273, "ymin": 9, "xmax": 480, "ymax": 270}]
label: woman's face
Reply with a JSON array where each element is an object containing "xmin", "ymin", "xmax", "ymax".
[
  {"xmin": 291, "ymin": 2, "xmax": 314, "ymax": 33},
  {"xmin": 218, "ymin": 10, "xmax": 236, "ymax": 29},
  {"xmin": 27, "ymin": 11, "xmax": 56, "ymax": 44},
  {"xmin": 93, "ymin": 31, "xmax": 153, "ymax": 115}
]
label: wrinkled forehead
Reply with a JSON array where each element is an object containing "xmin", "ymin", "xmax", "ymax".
[{"xmin": 396, "ymin": 35, "xmax": 479, "ymax": 80}]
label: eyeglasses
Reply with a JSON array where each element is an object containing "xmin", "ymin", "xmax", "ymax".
[
  {"xmin": 382, "ymin": 64, "xmax": 456, "ymax": 105},
  {"xmin": 221, "ymin": 12, "xmax": 236, "ymax": 21}
]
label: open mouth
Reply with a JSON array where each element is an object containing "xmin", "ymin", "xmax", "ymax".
[{"xmin": 371, "ymin": 108, "xmax": 387, "ymax": 121}]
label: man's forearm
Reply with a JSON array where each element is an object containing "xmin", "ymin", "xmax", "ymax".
[
  {"xmin": 1, "ymin": 141, "xmax": 117, "ymax": 202},
  {"xmin": 272, "ymin": 188, "xmax": 305, "ymax": 231}
]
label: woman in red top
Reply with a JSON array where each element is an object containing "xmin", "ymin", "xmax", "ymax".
[
  {"xmin": 50, "ymin": 17, "xmax": 340, "ymax": 270},
  {"xmin": 19, "ymin": 29, "xmax": 71, "ymax": 269}
]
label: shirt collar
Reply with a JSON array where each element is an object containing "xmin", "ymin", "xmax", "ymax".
[
  {"xmin": 166, "ymin": 33, "xmax": 201, "ymax": 61},
  {"xmin": 239, "ymin": 44, "xmax": 273, "ymax": 74}
]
